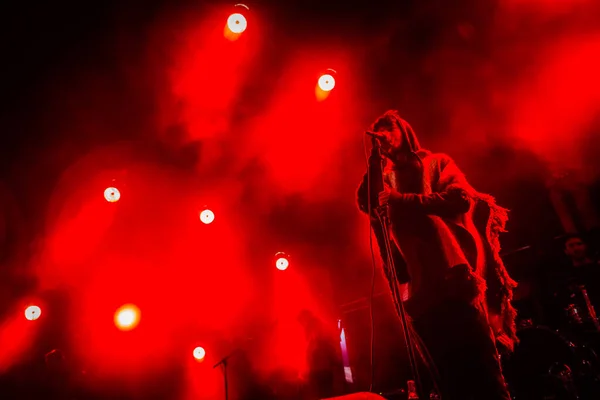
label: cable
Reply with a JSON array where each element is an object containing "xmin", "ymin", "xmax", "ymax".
[
  {"xmin": 361, "ymin": 136, "xmax": 442, "ymax": 398},
  {"xmin": 363, "ymin": 134, "xmax": 422, "ymax": 395},
  {"xmin": 362, "ymin": 134, "xmax": 378, "ymax": 393},
  {"xmin": 381, "ymin": 150, "xmax": 442, "ymax": 399},
  {"xmin": 377, "ymin": 213, "xmax": 420, "ymax": 384},
  {"xmin": 377, "ymin": 217, "xmax": 428, "ymax": 397}
]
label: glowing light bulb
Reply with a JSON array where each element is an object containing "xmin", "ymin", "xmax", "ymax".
[
  {"xmin": 193, "ymin": 346, "xmax": 206, "ymax": 361},
  {"xmin": 25, "ymin": 305, "xmax": 42, "ymax": 321},
  {"xmin": 318, "ymin": 74, "xmax": 336, "ymax": 92},
  {"xmin": 104, "ymin": 187, "xmax": 121, "ymax": 203},
  {"xmin": 275, "ymin": 252, "xmax": 290, "ymax": 271},
  {"xmin": 200, "ymin": 209, "xmax": 215, "ymax": 224},
  {"xmin": 114, "ymin": 304, "xmax": 140, "ymax": 331},
  {"xmin": 276, "ymin": 258, "xmax": 289, "ymax": 270},
  {"xmin": 227, "ymin": 13, "xmax": 247, "ymax": 34}
]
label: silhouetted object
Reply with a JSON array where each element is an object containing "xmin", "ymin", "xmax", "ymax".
[
  {"xmin": 214, "ymin": 349, "xmax": 237, "ymax": 400},
  {"xmin": 363, "ymin": 129, "xmax": 420, "ymax": 393},
  {"xmin": 320, "ymin": 393, "xmax": 386, "ymax": 400},
  {"xmin": 43, "ymin": 349, "xmax": 75, "ymax": 399},
  {"xmin": 212, "ymin": 347, "xmax": 274, "ymax": 400},
  {"xmin": 298, "ymin": 309, "xmax": 344, "ymax": 399},
  {"xmin": 45, "ymin": 349, "xmax": 66, "ymax": 372},
  {"xmin": 501, "ymin": 325, "xmax": 600, "ymax": 399},
  {"xmin": 543, "ymin": 234, "xmax": 600, "ymax": 331},
  {"xmin": 357, "ymin": 110, "xmax": 516, "ymax": 399}
]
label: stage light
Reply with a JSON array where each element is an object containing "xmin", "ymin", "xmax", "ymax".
[
  {"xmin": 25, "ymin": 305, "xmax": 42, "ymax": 321},
  {"xmin": 199, "ymin": 209, "xmax": 215, "ymax": 224},
  {"xmin": 224, "ymin": 4, "xmax": 249, "ymax": 40},
  {"xmin": 104, "ymin": 187, "xmax": 121, "ymax": 203},
  {"xmin": 274, "ymin": 252, "xmax": 290, "ymax": 271},
  {"xmin": 114, "ymin": 304, "xmax": 140, "ymax": 331},
  {"xmin": 315, "ymin": 69, "xmax": 337, "ymax": 101},
  {"xmin": 318, "ymin": 74, "xmax": 336, "ymax": 92},
  {"xmin": 227, "ymin": 13, "xmax": 247, "ymax": 34},
  {"xmin": 276, "ymin": 257, "xmax": 289, "ymax": 270},
  {"xmin": 193, "ymin": 346, "xmax": 206, "ymax": 362}
]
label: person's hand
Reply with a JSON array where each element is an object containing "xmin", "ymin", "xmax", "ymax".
[
  {"xmin": 379, "ymin": 186, "xmax": 401, "ymax": 206},
  {"xmin": 378, "ymin": 187, "xmax": 391, "ymax": 207}
]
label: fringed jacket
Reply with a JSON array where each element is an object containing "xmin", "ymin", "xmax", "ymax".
[{"xmin": 357, "ymin": 122, "xmax": 518, "ymax": 350}]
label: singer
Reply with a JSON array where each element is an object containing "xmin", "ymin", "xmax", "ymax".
[{"xmin": 357, "ymin": 110, "xmax": 517, "ymax": 400}]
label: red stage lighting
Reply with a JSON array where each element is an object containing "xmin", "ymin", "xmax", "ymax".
[
  {"xmin": 193, "ymin": 346, "xmax": 206, "ymax": 362},
  {"xmin": 114, "ymin": 304, "xmax": 140, "ymax": 331},
  {"xmin": 318, "ymin": 74, "xmax": 336, "ymax": 92},
  {"xmin": 227, "ymin": 13, "xmax": 247, "ymax": 34},
  {"xmin": 316, "ymin": 69, "xmax": 337, "ymax": 101},
  {"xmin": 199, "ymin": 209, "xmax": 215, "ymax": 224},
  {"xmin": 24, "ymin": 305, "xmax": 42, "ymax": 321},
  {"xmin": 104, "ymin": 187, "xmax": 121, "ymax": 203},
  {"xmin": 224, "ymin": 4, "xmax": 249, "ymax": 40},
  {"xmin": 274, "ymin": 252, "xmax": 290, "ymax": 271}
]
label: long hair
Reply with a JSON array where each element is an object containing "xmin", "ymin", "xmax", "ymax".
[{"xmin": 372, "ymin": 110, "xmax": 422, "ymax": 154}]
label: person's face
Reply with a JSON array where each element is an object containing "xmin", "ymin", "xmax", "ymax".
[
  {"xmin": 375, "ymin": 124, "xmax": 403, "ymax": 158},
  {"xmin": 565, "ymin": 237, "xmax": 587, "ymax": 259}
]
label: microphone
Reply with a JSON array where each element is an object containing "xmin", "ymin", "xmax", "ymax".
[{"xmin": 366, "ymin": 131, "xmax": 386, "ymax": 140}]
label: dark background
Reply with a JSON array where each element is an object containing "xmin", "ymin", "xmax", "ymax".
[{"xmin": 1, "ymin": 0, "xmax": 599, "ymax": 398}]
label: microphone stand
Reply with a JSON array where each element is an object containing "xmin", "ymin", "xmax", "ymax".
[
  {"xmin": 367, "ymin": 139, "xmax": 423, "ymax": 399},
  {"xmin": 213, "ymin": 351, "xmax": 236, "ymax": 400}
]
